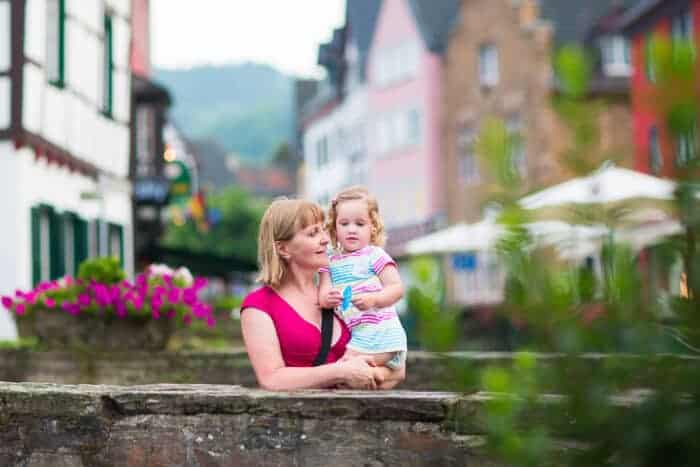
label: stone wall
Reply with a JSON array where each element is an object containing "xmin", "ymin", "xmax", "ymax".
[
  {"xmin": 0, "ymin": 382, "xmax": 498, "ymax": 467},
  {"xmin": 2, "ymin": 350, "xmax": 698, "ymax": 392},
  {"xmin": 0, "ymin": 350, "xmax": 459, "ymax": 390}
]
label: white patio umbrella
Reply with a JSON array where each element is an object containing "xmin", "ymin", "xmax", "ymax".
[
  {"xmin": 404, "ymin": 219, "xmax": 504, "ymax": 256},
  {"xmin": 405, "ymin": 218, "xmax": 607, "ymax": 259},
  {"xmin": 519, "ymin": 163, "xmax": 677, "ymax": 225}
]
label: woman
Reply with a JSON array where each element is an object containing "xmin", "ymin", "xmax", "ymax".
[{"xmin": 240, "ymin": 198, "xmax": 405, "ymax": 390}]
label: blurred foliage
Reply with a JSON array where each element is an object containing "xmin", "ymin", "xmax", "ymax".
[
  {"xmin": 413, "ymin": 39, "xmax": 700, "ymax": 465},
  {"xmin": 77, "ymin": 257, "xmax": 126, "ymax": 285},
  {"xmin": 161, "ymin": 187, "xmax": 265, "ymax": 267}
]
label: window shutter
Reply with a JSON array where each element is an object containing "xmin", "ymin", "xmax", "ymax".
[
  {"xmin": 74, "ymin": 216, "xmax": 89, "ymax": 274},
  {"xmin": 117, "ymin": 224, "xmax": 124, "ymax": 268},
  {"xmin": 31, "ymin": 207, "xmax": 42, "ymax": 286},
  {"xmin": 49, "ymin": 208, "xmax": 65, "ymax": 279}
]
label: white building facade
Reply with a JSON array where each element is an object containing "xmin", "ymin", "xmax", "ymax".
[
  {"xmin": 0, "ymin": 0, "xmax": 133, "ymax": 339},
  {"xmin": 303, "ymin": 87, "xmax": 369, "ymax": 208}
]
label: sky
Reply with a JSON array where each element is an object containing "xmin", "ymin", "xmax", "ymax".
[{"xmin": 151, "ymin": 0, "xmax": 346, "ymax": 78}]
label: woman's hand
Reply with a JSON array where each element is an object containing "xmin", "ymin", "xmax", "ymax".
[
  {"xmin": 320, "ymin": 289, "xmax": 342, "ymax": 309},
  {"xmin": 337, "ymin": 355, "xmax": 377, "ymax": 390}
]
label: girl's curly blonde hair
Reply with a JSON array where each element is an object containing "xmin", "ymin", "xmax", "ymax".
[{"xmin": 326, "ymin": 186, "xmax": 386, "ymax": 248}]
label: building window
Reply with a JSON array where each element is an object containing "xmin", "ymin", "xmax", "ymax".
[
  {"xmin": 102, "ymin": 14, "xmax": 115, "ymax": 116},
  {"xmin": 600, "ymin": 35, "xmax": 631, "ymax": 77},
  {"xmin": 406, "ymin": 109, "xmax": 422, "ymax": 146},
  {"xmin": 374, "ymin": 41, "xmax": 420, "ymax": 87},
  {"xmin": 646, "ymin": 35, "xmax": 656, "ymax": 83},
  {"xmin": 649, "ymin": 126, "xmax": 663, "ymax": 174},
  {"xmin": 375, "ymin": 108, "xmax": 422, "ymax": 156},
  {"xmin": 135, "ymin": 106, "xmax": 156, "ymax": 176},
  {"xmin": 46, "ymin": 0, "xmax": 66, "ymax": 87},
  {"xmin": 676, "ymin": 125, "xmax": 697, "ymax": 167},
  {"xmin": 507, "ymin": 115, "xmax": 527, "ymax": 177},
  {"xmin": 672, "ymin": 7, "xmax": 694, "ymax": 42},
  {"xmin": 479, "ymin": 43, "xmax": 499, "ymax": 88},
  {"xmin": 108, "ymin": 223, "xmax": 124, "ymax": 267},
  {"xmin": 458, "ymin": 127, "xmax": 479, "ymax": 184}
]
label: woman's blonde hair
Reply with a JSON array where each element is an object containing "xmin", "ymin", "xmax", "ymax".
[
  {"xmin": 326, "ymin": 186, "xmax": 386, "ymax": 248},
  {"xmin": 257, "ymin": 198, "xmax": 325, "ymax": 287}
]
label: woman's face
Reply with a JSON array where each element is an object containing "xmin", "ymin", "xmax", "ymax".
[{"xmin": 282, "ymin": 222, "xmax": 330, "ymax": 271}]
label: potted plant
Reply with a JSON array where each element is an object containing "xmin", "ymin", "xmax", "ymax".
[{"xmin": 2, "ymin": 257, "xmax": 215, "ymax": 351}]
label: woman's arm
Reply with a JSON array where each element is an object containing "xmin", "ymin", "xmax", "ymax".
[
  {"xmin": 352, "ymin": 264, "xmax": 404, "ymax": 310},
  {"xmin": 241, "ymin": 307, "xmax": 376, "ymax": 390}
]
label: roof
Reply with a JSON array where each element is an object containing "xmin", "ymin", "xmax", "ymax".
[
  {"xmin": 346, "ymin": 0, "xmax": 382, "ymax": 78},
  {"xmin": 618, "ymin": 0, "xmax": 690, "ymax": 35},
  {"xmin": 407, "ymin": 0, "xmax": 461, "ymax": 53},
  {"xmin": 539, "ymin": 0, "xmax": 634, "ymax": 46}
]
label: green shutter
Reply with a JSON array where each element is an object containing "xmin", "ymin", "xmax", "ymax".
[
  {"xmin": 58, "ymin": 0, "xmax": 65, "ymax": 86},
  {"xmin": 94, "ymin": 219, "xmax": 102, "ymax": 257},
  {"xmin": 49, "ymin": 208, "xmax": 65, "ymax": 279},
  {"xmin": 30, "ymin": 207, "xmax": 42, "ymax": 286},
  {"xmin": 103, "ymin": 14, "xmax": 114, "ymax": 116},
  {"xmin": 116, "ymin": 224, "xmax": 124, "ymax": 267},
  {"xmin": 73, "ymin": 216, "xmax": 88, "ymax": 273}
]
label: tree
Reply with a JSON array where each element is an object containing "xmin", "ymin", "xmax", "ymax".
[{"xmin": 160, "ymin": 187, "xmax": 265, "ymax": 275}]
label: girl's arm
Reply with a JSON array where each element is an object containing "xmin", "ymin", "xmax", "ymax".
[
  {"xmin": 352, "ymin": 264, "xmax": 404, "ymax": 310},
  {"xmin": 374, "ymin": 365, "xmax": 406, "ymax": 390},
  {"xmin": 318, "ymin": 271, "xmax": 342, "ymax": 309},
  {"xmin": 241, "ymin": 307, "xmax": 375, "ymax": 390}
]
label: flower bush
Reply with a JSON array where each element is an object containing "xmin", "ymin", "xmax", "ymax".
[{"xmin": 1, "ymin": 257, "xmax": 216, "ymax": 328}]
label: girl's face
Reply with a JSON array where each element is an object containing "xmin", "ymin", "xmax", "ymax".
[
  {"xmin": 335, "ymin": 199, "xmax": 372, "ymax": 253},
  {"xmin": 282, "ymin": 222, "xmax": 330, "ymax": 271}
]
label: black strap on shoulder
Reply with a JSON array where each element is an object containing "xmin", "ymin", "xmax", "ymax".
[{"xmin": 312, "ymin": 308, "xmax": 334, "ymax": 366}]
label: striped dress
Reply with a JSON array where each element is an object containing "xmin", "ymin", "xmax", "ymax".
[{"xmin": 320, "ymin": 246, "xmax": 407, "ymax": 361}]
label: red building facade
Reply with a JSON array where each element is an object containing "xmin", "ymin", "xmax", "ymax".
[{"xmin": 624, "ymin": 0, "xmax": 700, "ymax": 176}]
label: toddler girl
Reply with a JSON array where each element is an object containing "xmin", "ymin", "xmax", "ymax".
[{"xmin": 319, "ymin": 186, "xmax": 407, "ymax": 369}]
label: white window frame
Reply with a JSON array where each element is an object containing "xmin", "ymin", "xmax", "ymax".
[
  {"xmin": 46, "ymin": 0, "xmax": 64, "ymax": 86},
  {"xmin": 479, "ymin": 43, "xmax": 499, "ymax": 88},
  {"xmin": 507, "ymin": 115, "xmax": 527, "ymax": 177},
  {"xmin": 39, "ymin": 211, "xmax": 51, "ymax": 282},
  {"xmin": 458, "ymin": 127, "xmax": 480, "ymax": 185},
  {"xmin": 601, "ymin": 35, "xmax": 631, "ymax": 77}
]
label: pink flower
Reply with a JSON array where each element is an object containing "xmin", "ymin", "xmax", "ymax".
[
  {"xmin": 193, "ymin": 277, "xmax": 208, "ymax": 290},
  {"xmin": 15, "ymin": 289, "xmax": 24, "ymax": 298},
  {"xmin": 163, "ymin": 275, "xmax": 174, "ymax": 287},
  {"xmin": 167, "ymin": 288, "xmax": 180, "ymax": 304},
  {"xmin": 78, "ymin": 294, "xmax": 91, "ymax": 307},
  {"xmin": 183, "ymin": 314, "xmax": 192, "ymax": 326},
  {"xmin": 44, "ymin": 298, "xmax": 56, "ymax": 308},
  {"xmin": 1, "ymin": 296, "xmax": 13, "ymax": 310},
  {"xmin": 165, "ymin": 309, "xmax": 177, "ymax": 319},
  {"xmin": 182, "ymin": 288, "xmax": 197, "ymax": 306},
  {"xmin": 152, "ymin": 310, "xmax": 161, "ymax": 320},
  {"xmin": 206, "ymin": 316, "xmax": 216, "ymax": 328},
  {"xmin": 15, "ymin": 303, "xmax": 26, "ymax": 315}
]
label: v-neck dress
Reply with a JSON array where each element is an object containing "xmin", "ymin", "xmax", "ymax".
[{"xmin": 240, "ymin": 286, "xmax": 350, "ymax": 366}]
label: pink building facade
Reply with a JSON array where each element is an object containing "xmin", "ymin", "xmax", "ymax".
[{"xmin": 366, "ymin": 0, "xmax": 455, "ymax": 255}]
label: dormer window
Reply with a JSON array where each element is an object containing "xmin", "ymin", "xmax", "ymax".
[
  {"xmin": 600, "ymin": 35, "xmax": 631, "ymax": 77},
  {"xmin": 479, "ymin": 43, "xmax": 499, "ymax": 88}
]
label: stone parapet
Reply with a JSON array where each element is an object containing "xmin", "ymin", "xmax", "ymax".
[{"xmin": 0, "ymin": 382, "xmax": 496, "ymax": 467}]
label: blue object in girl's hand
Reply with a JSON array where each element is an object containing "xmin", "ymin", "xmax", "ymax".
[{"xmin": 341, "ymin": 286, "xmax": 353, "ymax": 311}]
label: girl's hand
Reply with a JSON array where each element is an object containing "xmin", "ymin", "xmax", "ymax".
[
  {"xmin": 320, "ymin": 289, "xmax": 342, "ymax": 309},
  {"xmin": 351, "ymin": 293, "xmax": 376, "ymax": 311}
]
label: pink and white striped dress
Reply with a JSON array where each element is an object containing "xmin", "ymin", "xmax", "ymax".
[{"xmin": 320, "ymin": 245, "xmax": 407, "ymax": 368}]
